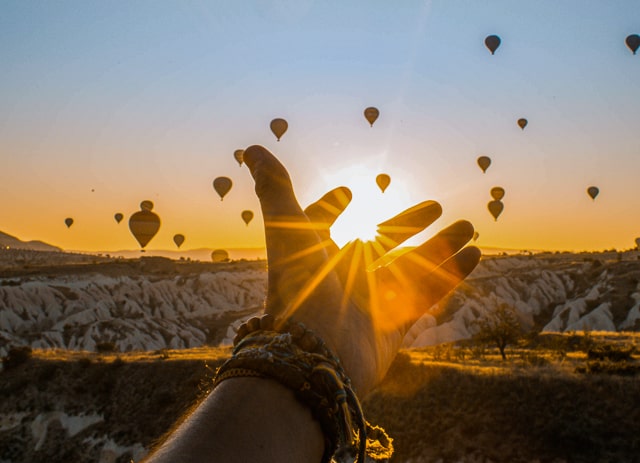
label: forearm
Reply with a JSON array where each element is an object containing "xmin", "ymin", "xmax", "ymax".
[{"xmin": 146, "ymin": 377, "xmax": 324, "ymax": 463}]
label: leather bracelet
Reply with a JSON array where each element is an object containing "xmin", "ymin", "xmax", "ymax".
[{"xmin": 213, "ymin": 314, "xmax": 393, "ymax": 463}]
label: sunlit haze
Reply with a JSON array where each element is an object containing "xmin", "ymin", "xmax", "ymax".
[{"xmin": 2, "ymin": 1, "xmax": 639, "ymax": 255}]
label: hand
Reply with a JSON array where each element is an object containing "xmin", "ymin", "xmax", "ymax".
[{"xmin": 244, "ymin": 145, "xmax": 480, "ymax": 395}]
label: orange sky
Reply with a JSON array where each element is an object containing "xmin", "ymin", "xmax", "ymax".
[{"xmin": 2, "ymin": 2, "xmax": 639, "ymax": 255}]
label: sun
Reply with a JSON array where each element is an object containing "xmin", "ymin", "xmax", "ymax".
[{"xmin": 310, "ymin": 164, "xmax": 416, "ymax": 248}]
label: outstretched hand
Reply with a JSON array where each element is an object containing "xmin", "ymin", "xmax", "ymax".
[{"xmin": 244, "ymin": 145, "xmax": 480, "ymax": 395}]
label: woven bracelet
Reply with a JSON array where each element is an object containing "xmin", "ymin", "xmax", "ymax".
[{"xmin": 213, "ymin": 314, "xmax": 393, "ymax": 463}]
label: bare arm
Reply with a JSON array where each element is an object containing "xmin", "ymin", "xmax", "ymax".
[{"xmin": 147, "ymin": 378, "xmax": 323, "ymax": 462}]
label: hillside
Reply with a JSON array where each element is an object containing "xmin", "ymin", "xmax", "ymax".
[
  {"xmin": 1, "ymin": 335, "xmax": 639, "ymax": 463},
  {"xmin": 3, "ymin": 250, "xmax": 640, "ymax": 358},
  {"xmin": 0, "ymin": 231, "xmax": 61, "ymax": 253},
  {"xmin": 0, "ymin": 256, "xmax": 266, "ymax": 357},
  {"xmin": 404, "ymin": 251, "xmax": 640, "ymax": 347},
  {"xmin": 2, "ymin": 250, "xmax": 640, "ymax": 461}
]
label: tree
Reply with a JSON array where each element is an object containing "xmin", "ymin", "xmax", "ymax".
[{"xmin": 473, "ymin": 304, "xmax": 522, "ymax": 360}]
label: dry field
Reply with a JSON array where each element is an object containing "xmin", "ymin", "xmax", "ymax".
[{"xmin": 2, "ymin": 332, "xmax": 639, "ymax": 462}]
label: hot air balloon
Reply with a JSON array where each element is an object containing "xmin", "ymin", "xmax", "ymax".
[
  {"xmin": 517, "ymin": 118, "xmax": 528, "ymax": 130},
  {"xmin": 626, "ymin": 34, "xmax": 640, "ymax": 55},
  {"xmin": 129, "ymin": 210, "xmax": 161, "ymax": 249},
  {"xmin": 114, "ymin": 213, "xmax": 124, "ymax": 224},
  {"xmin": 270, "ymin": 118, "xmax": 288, "ymax": 141},
  {"xmin": 213, "ymin": 177, "xmax": 233, "ymax": 201},
  {"xmin": 140, "ymin": 200, "xmax": 154, "ymax": 211},
  {"xmin": 587, "ymin": 186, "xmax": 599, "ymax": 200},
  {"xmin": 241, "ymin": 210, "xmax": 254, "ymax": 225},
  {"xmin": 477, "ymin": 156, "xmax": 491, "ymax": 173},
  {"xmin": 364, "ymin": 107, "xmax": 379, "ymax": 127},
  {"xmin": 234, "ymin": 149, "xmax": 244, "ymax": 166},
  {"xmin": 211, "ymin": 249, "xmax": 229, "ymax": 262},
  {"xmin": 488, "ymin": 200, "xmax": 504, "ymax": 221},
  {"xmin": 490, "ymin": 187, "xmax": 505, "ymax": 201},
  {"xmin": 376, "ymin": 174, "xmax": 391, "ymax": 193},
  {"xmin": 484, "ymin": 35, "xmax": 501, "ymax": 55},
  {"xmin": 65, "ymin": 218, "xmax": 74, "ymax": 228},
  {"xmin": 473, "ymin": 231, "xmax": 480, "ymax": 241},
  {"xmin": 173, "ymin": 234, "xmax": 185, "ymax": 248}
]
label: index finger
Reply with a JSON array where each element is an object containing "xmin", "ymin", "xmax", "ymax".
[{"xmin": 243, "ymin": 145, "xmax": 329, "ymax": 311}]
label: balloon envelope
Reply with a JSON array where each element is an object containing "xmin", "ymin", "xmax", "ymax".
[
  {"xmin": 114, "ymin": 213, "xmax": 123, "ymax": 224},
  {"xmin": 626, "ymin": 34, "xmax": 640, "ymax": 54},
  {"xmin": 140, "ymin": 200, "xmax": 154, "ymax": 211},
  {"xmin": 484, "ymin": 35, "xmax": 501, "ymax": 54},
  {"xmin": 364, "ymin": 107, "xmax": 380, "ymax": 126},
  {"xmin": 488, "ymin": 200, "xmax": 504, "ymax": 221},
  {"xmin": 376, "ymin": 173, "xmax": 391, "ymax": 193},
  {"xmin": 270, "ymin": 118, "xmax": 288, "ymax": 141},
  {"xmin": 129, "ymin": 210, "xmax": 161, "ymax": 248},
  {"xmin": 477, "ymin": 156, "xmax": 491, "ymax": 173},
  {"xmin": 490, "ymin": 187, "xmax": 505, "ymax": 201},
  {"xmin": 233, "ymin": 149, "xmax": 244, "ymax": 166},
  {"xmin": 517, "ymin": 118, "xmax": 528, "ymax": 130},
  {"xmin": 211, "ymin": 249, "xmax": 229, "ymax": 262},
  {"xmin": 213, "ymin": 177, "xmax": 233, "ymax": 200},
  {"xmin": 587, "ymin": 186, "xmax": 599, "ymax": 200},
  {"xmin": 173, "ymin": 234, "xmax": 185, "ymax": 248},
  {"xmin": 65, "ymin": 218, "xmax": 73, "ymax": 228},
  {"xmin": 241, "ymin": 210, "xmax": 254, "ymax": 225}
]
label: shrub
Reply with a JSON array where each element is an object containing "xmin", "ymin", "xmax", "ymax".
[
  {"xmin": 2, "ymin": 346, "xmax": 33, "ymax": 369},
  {"xmin": 520, "ymin": 352, "xmax": 549, "ymax": 367},
  {"xmin": 77, "ymin": 357, "xmax": 93, "ymax": 368},
  {"xmin": 587, "ymin": 343, "xmax": 634, "ymax": 362},
  {"xmin": 96, "ymin": 341, "xmax": 117, "ymax": 353},
  {"xmin": 472, "ymin": 304, "xmax": 523, "ymax": 360},
  {"xmin": 576, "ymin": 361, "xmax": 640, "ymax": 376}
]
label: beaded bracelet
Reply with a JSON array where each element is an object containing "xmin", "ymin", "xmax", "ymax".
[{"xmin": 213, "ymin": 314, "xmax": 393, "ymax": 463}]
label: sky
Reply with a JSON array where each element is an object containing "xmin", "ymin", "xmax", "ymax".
[{"xmin": 1, "ymin": 0, "xmax": 639, "ymax": 255}]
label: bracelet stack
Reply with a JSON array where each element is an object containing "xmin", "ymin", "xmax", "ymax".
[{"xmin": 213, "ymin": 313, "xmax": 393, "ymax": 463}]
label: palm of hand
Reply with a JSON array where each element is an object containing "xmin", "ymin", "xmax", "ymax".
[{"xmin": 244, "ymin": 145, "xmax": 480, "ymax": 395}]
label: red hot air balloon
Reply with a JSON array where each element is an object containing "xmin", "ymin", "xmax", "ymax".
[
  {"xmin": 129, "ymin": 210, "xmax": 161, "ymax": 249},
  {"xmin": 477, "ymin": 156, "xmax": 491, "ymax": 173},
  {"xmin": 270, "ymin": 118, "xmax": 288, "ymax": 141},
  {"xmin": 213, "ymin": 177, "xmax": 233, "ymax": 201},
  {"xmin": 484, "ymin": 35, "xmax": 501, "ymax": 55},
  {"xmin": 376, "ymin": 174, "xmax": 391, "ymax": 193}
]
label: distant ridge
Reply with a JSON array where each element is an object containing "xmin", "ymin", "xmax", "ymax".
[
  {"xmin": 0, "ymin": 230, "xmax": 61, "ymax": 252},
  {"xmin": 99, "ymin": 247, "xmax": 266, "ymax": 262}
]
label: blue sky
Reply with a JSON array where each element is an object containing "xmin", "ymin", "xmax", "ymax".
[{"xmin": 1, "ymin": 1, "xmax": 639, "ymax": 252}]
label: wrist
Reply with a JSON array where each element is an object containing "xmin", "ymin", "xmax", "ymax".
[{"xmin": 217, "ymin": 314, "xmax": 393, "ymax": 463}]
